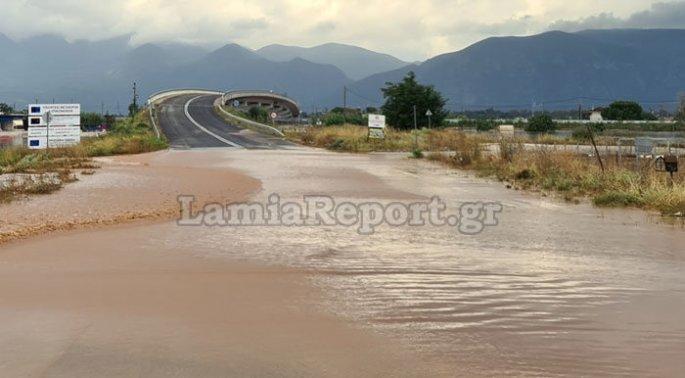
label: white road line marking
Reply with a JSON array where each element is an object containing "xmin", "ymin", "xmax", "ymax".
[{"xmin": 184, "ymin": 96, "xmax": 243, "ymax": 148}]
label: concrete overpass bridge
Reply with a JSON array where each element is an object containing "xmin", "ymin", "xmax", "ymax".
[
  {"xmin": 147, "ymin": 89, "xmax": 299, "ymax": 149},
  {"xmin": 221, "ymin": 90, "xmax": 301, "ymax": 121}
]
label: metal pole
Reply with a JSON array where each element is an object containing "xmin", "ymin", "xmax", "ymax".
[{"xmin": 46, "ymin": 111, "xmax": 50, "ymax": 149}]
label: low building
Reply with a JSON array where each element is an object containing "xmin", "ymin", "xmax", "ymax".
[
  {"xmin": 589, "ymin": 110, "xmax": 604, "ymax": 123},
  {"xmin": 0, "ymin": 114, "xmax": 27, "ymax": 131}
]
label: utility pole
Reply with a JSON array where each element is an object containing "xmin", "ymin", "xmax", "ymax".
[
  {"xmin": 343, "ymin": 86, "xmax": 348, "ymax": 110},
  {"xmin": 413, "ymin": 105, "xmax": 418, "ymax": 149},
  {"xmin": 130, "ymin": 82, "xmax": 139, "ymax": 116}
]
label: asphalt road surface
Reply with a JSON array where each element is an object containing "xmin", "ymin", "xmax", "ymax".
[{"xmin": 156, "ymin": 94, "xmax": 293, "ymax": 149}]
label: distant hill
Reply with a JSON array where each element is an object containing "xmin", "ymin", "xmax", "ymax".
[
  {"xmin": 343, "ymin": 29, "xmax": 685, "ymax": 111},
  {"xmin": 257, "ymin": 43, "xmax": 410, "ymax": 80},
  {"xmin": 0, "ymin": 34, "xmax": 351, "ymax": 111},
  {"xmin": 169, "ymin": 44, "xmax": 351, "ymax": 109},
  {"xmin": 1, "ymin": 29, "xmax": 684, "ymax": 113}
]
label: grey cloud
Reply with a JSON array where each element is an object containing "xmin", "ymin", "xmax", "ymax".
[{"xmin": 550, "ymin": 1, "xmax": 685, "ymax": 31}]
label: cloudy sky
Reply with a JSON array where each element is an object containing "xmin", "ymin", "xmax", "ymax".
[{"xmin": 1, "ymin": 0, "xmax": 684, "ymax": 61}]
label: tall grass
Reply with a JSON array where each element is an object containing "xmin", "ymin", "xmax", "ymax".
[
  {"xmin": 427, "ymin": 135, "xmax": 685, "ymax": 215},
  {"xmin": 287, "ymin": 125, "xmax": 684, "ymax": 215}
]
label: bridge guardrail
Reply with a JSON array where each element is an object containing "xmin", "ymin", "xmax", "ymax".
[
  {"xmin": 213, "ymin": 97, "xmax": 285, "ymax": 137},
  {"xmin": 147, "ymin": 89, "xmax": 223, "ymax": 105}
]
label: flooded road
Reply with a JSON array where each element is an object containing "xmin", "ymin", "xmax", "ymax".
[{"xmin": 2, "ymin": 148, "xmax": 684, "ymax": 376}]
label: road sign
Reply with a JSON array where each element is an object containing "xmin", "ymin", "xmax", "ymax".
[
  {"xmin": 233, "ymin": 100, "xmax": 240, "ymax": 107},
  {"xmin": 270, "ymin": 112, "xmax": 278, "ymax": 120},
  {"xmin": 29, "ymin": 104, "xmax": 80, "ymax": 116},
  {"xmin": 368, "ymin": 114, "xmax": 386, "ymax": 129},
  {"xmin": 368, "ymin": 114, "xmax": 386, "ymax": 139},
  {"xmin": 426, "ymin": 110, "xmax": 433, "ymax": 117},
  {"xmin": 27, "ymin": 104, "xmax": 81, "ymax": 149},
  {"xmin": 635, "ymin": 138, "xmax": 654, "ymax": 155},
  {"xmin": 369, "ymin": 128, "xmax": 385, "ymax": 139}
]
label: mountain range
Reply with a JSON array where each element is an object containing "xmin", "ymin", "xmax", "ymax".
[
  {"xmin": 344, "ymin": 29, "xmax": 685, "ymax": 111},
  {"xmin": 1, "ymin": 29, "xmax": 684, "ymax": 112},
  {"xmin": 256, "ymin": 43, "xmax": 410, "ymax": 80}
]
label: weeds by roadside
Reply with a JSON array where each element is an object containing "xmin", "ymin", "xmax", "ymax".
[
  {"xmin": 287, "ymin": 125, "xmax": 684, "ymax": 216},
  {"xmin": 426, "ymin": 137, "xmax": 684, "ymax": 216}
]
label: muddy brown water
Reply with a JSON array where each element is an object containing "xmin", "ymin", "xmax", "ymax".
[{"xmin": 3, "ymin": 148, "xmax": 685, "ymax": 377}]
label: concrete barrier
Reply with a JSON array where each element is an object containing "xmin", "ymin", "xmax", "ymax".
[
  {"xmin": 147, "ymin": 89, "xmax": 223, "ymax": 105},
  {"xmin": 213, "ymin": 97, "xmax": 285, "ymax": 137}
]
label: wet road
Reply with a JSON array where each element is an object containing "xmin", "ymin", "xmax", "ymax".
[
  {"xmin": 156, "ymin": 94, "xmax": 293, "ymax": 149},
  {"xmin": 3, "ymin": 147, "xmax": 684, "ymax": 376},
  {"xmin": 163, "ymin": 149, "xmax": 685, "ymax": 377}
]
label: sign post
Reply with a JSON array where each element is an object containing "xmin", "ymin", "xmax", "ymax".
[
  {"xmin": 426, "ymin": 109, "xmax": 433, "ymax": 129},
  {"xmin": 368, "ymin": 114, "xmax": 386, "ymax": 139},
  {"xmin": 27, "ymin": 104, "xmax": 81, "ymax": 149}
]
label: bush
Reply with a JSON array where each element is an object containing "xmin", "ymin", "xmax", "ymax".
[
  {"xmin": 526, "ymin": 114, "xmax": 556, "ymax": 133},
  {"xmin": 602, "ymin": 101, "xmax": 644, "ymax": 121},
  {"xmin": 247, "ymin": 106, "xmax": 269, "ymax": 123},
  {"xmin": 324, "ymin": 113, "xmax": 346, "ymax": 126}
]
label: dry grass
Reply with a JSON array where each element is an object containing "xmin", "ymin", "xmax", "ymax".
[
  {"xmin": 427, "ymin": 135, "xmax": 685, "ymax": 215},
  {"xmin": 285, "ymin": 125, "xmax": 494, "ymax": 153},
  {"xmin": 0, "ymin": 110, "xmax": 167, "ymax": 204},
  {"xmin": 287, "ymin": 125, "xmax": 684, "ymax": 215}
]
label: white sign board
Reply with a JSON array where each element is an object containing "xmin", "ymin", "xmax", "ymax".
[
  {"xmin": 368, "ymin": 114, "xmax": 386, "ymax": 129},
  {"xmin": 27, "ymin": 104, "xmax": 81, "ymax": 149},
  {"xmin": 635, "ymin": 138, "xmax": 654, "ymax": 156},
  {"xmin": 29, "ymin": 104, "xmax": 80, "ymax": 116},
  {"xmin": 270, "ymin": 112, "xmax": 278, "ymax": 120}
]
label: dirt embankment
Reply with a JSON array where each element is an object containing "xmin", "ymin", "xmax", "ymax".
[{"xmin": 0, "ymin": 150, "xmax": 260, "ymax": 244}]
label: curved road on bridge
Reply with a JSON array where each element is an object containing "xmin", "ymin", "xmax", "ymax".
[{"xmin": 156, "ymin": 94, "xmax": 293, "ymax": 149}]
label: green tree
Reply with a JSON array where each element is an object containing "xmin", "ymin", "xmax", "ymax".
[
  {"xmin": 526, "ymin": 114, "xmax": 556, "ymax": 133},
  {"xmin": 601, "ymin": 101, "xmax": 644, "ymax": 121},
  {"xmin": 323, "ymin": 112, "xmax": 345, "ymax": 126},
  {"xmin": 81, "ymin": 112, "xmax": 105, "ymax": 129},
  {"xmin": 247, "ymin": 106, "xmax": 269, "ymax": 123},
  {"xmin": 380, "ymin": 72, "xmax": 447, "ymax": 129},
  {"xmin": 0, "ymin": 103, "xmax": 14, "ymax": 114}
]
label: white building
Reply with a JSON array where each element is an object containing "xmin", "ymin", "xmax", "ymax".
[{"xmin": 589, "ymin": 110, "xmax": 604, "ymax": 123}]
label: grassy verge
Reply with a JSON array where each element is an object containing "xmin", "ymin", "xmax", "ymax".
[
  {"xmin": 285, "ymin": 124, "xmax": 494, "ymax": 152},
  {"xmin": 0, "ymin": 110, "xmax": 167, "ymax": 203},
  {"xmin": 287, "ymin": 125, "xmax": 685, "ymax": 216},
  {"xmin": 214, "ymin": 104, "xmax": 284, "ymax": 137}
]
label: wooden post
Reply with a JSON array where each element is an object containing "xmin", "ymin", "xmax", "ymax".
[{"xmin": 586, "ymin": 124, "xmax": 605, "ymax": 173}]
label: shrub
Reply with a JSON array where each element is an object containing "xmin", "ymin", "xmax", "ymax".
[
  {"xmin": 526, "ymin": 114, "xmax": 556, "ymax": 133},
  {"xmin": 324, "ymin": 113, "xmax": 346, "ymax": 126}
]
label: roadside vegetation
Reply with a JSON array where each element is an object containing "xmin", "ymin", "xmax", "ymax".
[
  {"xmin": 0, "ymin": 110, "xmax": 167, "ymax": 204},
  {"xmin": 285, "ymin": 73, "xmax": 685, "ymax": 216},
  {"xmin": 286, "ymin": 125, "xmax": 684, "ymax": 216}
]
